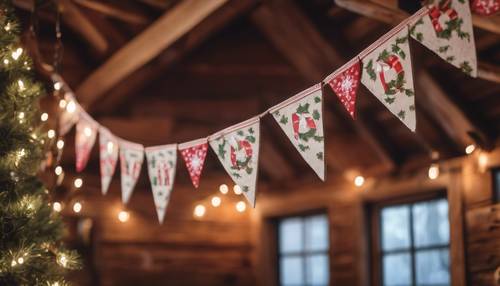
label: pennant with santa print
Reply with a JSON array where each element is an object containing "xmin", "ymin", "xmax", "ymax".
[
  {"xmin": 119, "ymin": 140, "xmax": 144, "ymax": 204},
  {"xmin": 269, "ymin": 84, "xmax": 325, "ymax": 181},
  {"xmin": 179, "ymin": 138, "xmax": 208, "ymax": 189},
  {"xmin": 361, "ymin": 28, "xmax": 416, "ymax": 131},
  {"xmin": 471, "ymin": 0, "xmax": 499, "ymax": 16},
  {"xmin": 59, "ymin": 92, "xmax": 79, "ymax": 136},
  {"xmin": 410, "ymin": 0, "xmax": 477, "ymax": 76},
  {"xmin": 75, "ymin": 111, "xmax": 98, "ymax": 172},
  {"xmin": 99, "ymin": 127, "xmax": 119, "ymax": 195},
  {"xmin": 145, "ymin": 144, "xmax": 177, "ymax": 224},
  {"xmin": 209, "ymin": 118, "xmax": 260, "ymax": 207},
  {"xmin": 325, "ymin": 59, "xmax": 361, "ymax": 118}
]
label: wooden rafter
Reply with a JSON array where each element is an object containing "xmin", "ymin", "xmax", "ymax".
[
  {"xmin": 74, "ymin": 0, "xmax": 150, "ymax": 25},
  {"xmin": 76, "ymin": 0, "xmax": 230, "ymax": 107},
  {"xmin": 251, "ymin": 0, "xmax": 396, "ymax": 174},
  {"xmin": 334, "ymin": 0, "xmax": 500, "ymax": 84}
]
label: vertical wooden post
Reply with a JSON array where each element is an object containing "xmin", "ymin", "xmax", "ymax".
[{"xmin": 448, "ymin": 169, "xmax": 467, "ymax": 286}]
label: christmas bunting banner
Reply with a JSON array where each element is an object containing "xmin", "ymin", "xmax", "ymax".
[
  {"xmin": 325, "ymin": 59, "xmax": 361, "ymax": 118},
  {"xmin": 209, "ymin": 118, "xmax": 261, "ymax": 207},
  {"xmin": 99, "ymin": 127, "xmax": 119, "ymax": 195},
  {"xmin": 119, "ymin": 140, "xmax": 144, "ymax": 204},
  {"xmin": 269, "ymin": 84, "xmax": 326, "ymax": 181},
  {"xmin": 471, "ymin": 0, "xmax": 499, "ymax": 16},
  {"xmin": 59, "ymin": 93, "xmax": 79, "ymax": 136},
  {"xmin": 145, "ymin": 144, "xmax": 177, "ymax": 224},
  {"xmin": 179, "ymin": 138, "xmax": 208, "ymax": 189},
  {"xmin": 75, "ymin": 112, "xmax": 98, "ymax": 172},
  {"xmin": 410, "ymin": 0, "xmax": 477, "ymax": 76},
  {"xmin": 361, "ymin": 28, "xmax": 416, "ymax": 131}
]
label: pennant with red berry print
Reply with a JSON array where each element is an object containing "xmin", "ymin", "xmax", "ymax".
[
  {"xmin": 410, "ymin": 0, "xmax": 477, "ymax": 76},
  {"xmin": 99, "ymin": 127, "xmax": 119, "ymax": 195},
  {"xmin": 179, "ymin": 138, "xmax": 208, "ymax": 189},
  {"xmin": 145, "ymin": 144, "xmax": 177, "ymax": 224},
  {"xmin": 75, "ymin": 111, "xmax": 98, "ymax": 172},
  {"xmin": 209, "ymin": 118, "xmax": 260, "ymax": 207},
  {"xmin": 471, "ymin": 0, "xmax": 499, "ymax": 16},
  {"xmin": 119, "ymin": 140, "xmax": 144, "ymax": 204},
  {"xmin": 361, "ymin": 28, "xmax": 416, "ymax": 131},
  {"xmin": 269, "ymin": 84, "xmax": 325, "ymax": 181},
  {"xmin": 59, "ymin": 92, "xmax": 79, "ymax": 136},
  {"xmin": 325, "ymin": 59, "xmax": 361, "ymax": 118}
]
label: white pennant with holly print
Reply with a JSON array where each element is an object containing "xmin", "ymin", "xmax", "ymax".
[
  {"xmin": 75, "ymin": 111, "xmax": 98, "ymax": 172},
  {"xmin": 209, "ymin": 118, "xmax": 260, "ymax": 207},
  {"xmin": 59, "ymin": 92, "xmax": 79, "ymax": 136},
  {"xmin": 145, "ymin": 144, "xmax": 177, "ymax": 224},
  {"xmin": 119, "ymin": 140, "xmax": 144, "ymax": 204},
  {"xmin": 410, "ymin": 0, "xmax": 477, "ymax": 76},
  {"xmin": 179, "ymin": 138, "xmax": 208, "ymax": 189},
  {"xmin": 361, "ymin": 28, "xmax": 416, "ymax": 131},
  {"xmin": 99, "ymin": 127, "xmax": 119, "ymax": 195},
  {"xmin": 269, "ymin": 84, "xmax": 325, "ymax": 181}
]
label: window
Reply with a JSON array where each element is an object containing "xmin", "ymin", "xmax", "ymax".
[
  {"xmin": 278, "ymin": 214, "xmax": 329, "ymax": 286},
  {"xmin": 493, "ymin": 169, "xmax": 500, "ymax": 202},
  {"xmin": 377, "ymin": 198, "xmax": 450, "ymax": 286}
]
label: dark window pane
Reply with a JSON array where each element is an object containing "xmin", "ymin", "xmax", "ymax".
[
  {"xmin": 412, "ymin": 199, "xmax": 449, "ymax": 247},
  {"xmin": 305, "ymin": 254, "xmax": 329, "ymax": 285},
  {"xmin": 495, "ymin": 170, "xmax": 500, "ymax": 202},
  {"xmin": 279, "ymin": 217, "xmax": 303, "ymax": 254},
  {"xmin": 415, "ymin": 249, "xmax": 450, "ymax": 285},
  {"xmin": 381, "ymin": 205, "xmax": 411, "ymax": 251},
  {"xmin": 383, "ymin": 253, "xmax": 412, "ymax": 286},
  {"xmin": 280, "ymin": 256, "xmax": 303, "ymax": 285},
  {"xmin": 305, "ymin": 215, "xmax": 329, "ymax": 251}
]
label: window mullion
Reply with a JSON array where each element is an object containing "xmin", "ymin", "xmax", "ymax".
[{"xmin": 409, "ymin": 203, "xmax": 416, "ymax": 286}]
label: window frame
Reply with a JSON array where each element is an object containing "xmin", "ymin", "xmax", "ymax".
[
  {"xmin": 370, "ymin": 192, "xmax": 450, "ymax": 286},
  {"xmin": 492, "ymin": 168, "xmax": 500, "ymax": 203},
  {"xmin": 275, "ymin": 211, "xmax": 330, "ymax": 286}
]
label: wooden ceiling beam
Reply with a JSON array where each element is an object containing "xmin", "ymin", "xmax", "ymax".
[
  {"xmin": 251, "ymin": 0, "xmax": 396, "ymax": 174},
  {"xmin": 76, "ymin": 0, "xmax": 231, "ymax": 108},
  {"xmin": 74, "ymin": 0, "xmax": 150, "ymax": 25}
]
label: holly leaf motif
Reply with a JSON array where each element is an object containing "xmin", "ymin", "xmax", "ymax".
[
  {"xmin": 280, "ymin": 115, "xmax": 288, "ymax": 125},
  {"xmin": 273, "ymin": 110, "xmax": 280, "ymax": 117},
  {"xmin": 232, "ymin": 172, "xmax": 242, "ymax": 179},
  {"xmin": 218, "ymin": 141, "xmax": 226, "ymax": 159},
  {"xmin": 377, "ymin": 49, "xmax": 390, "ymax": 62},
  {"xmin": 384, "ymin": 97, "xmax": 396, "ymax": 104},
  {"xmin": 316, "ymin": 152, "xmax": 323, "ymax": 160},
  {"xmin": 296, "ymin": 103, "xmax": 310, "ymax": 114},
  {"xmin": 245, "ymin": 167, "xmax": 253, "ymax": 175},
  {"xmin": 312, "ymin": 110, "xmax": 320, "ymax": 120},
  {"xmin": 314, "ymin": 96, "xmax": 321, "ymax": 103},
  {"xmin": 245, "ymin": 135, "xmax": 256, "ymax": 143},
  {"xmin": 460, "ymin": 61, "xmax": 473, "ymax": 75},
  {"xmin": 395, "ymin": 36, "xmax": 407, "ymax": 44},
  {"xmin": 313, "ymin": 136, "xmax": 324, "ymax": 142},
  {"xmin": 365, "ymin": 60, "xmax": 376, "ymax": 81},
  {"xmin": 298, "ymin": 144, "xmax": 310, "ymax": 152},
  {"xmin": 248, "ymin": 128, "xmax": 254, "ymax": 134},
  {"xmin": 237, "ymin": 130, "xmax": 244, "ymax": 136},
  {"xmin": 397, "ymin": 110, "xmax": 406, "ymax": 120},
  {"xmin": 405, "ymin": 89, "xmax": 414, "ymax": 97},
  {"xmin": 438, "ymin": 45, "xmax": 450, "ymax": 53}
]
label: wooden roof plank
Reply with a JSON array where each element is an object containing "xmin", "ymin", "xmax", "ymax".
[{"xmin": 74, "ymin": 0, "xmax": 150, "ymax": 25}]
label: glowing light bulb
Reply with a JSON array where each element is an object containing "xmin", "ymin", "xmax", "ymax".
[
  {"xmin": 66, "ymin": 101, "xmax": 76, "ymax": 113},
  {"xmin": 11, "ymin": 260, "xmax": 16, "ymax": 267},
  {"xmin": 118, "ymin": 210, "xmax": 130, "ymax": 222},
  {"xmin": 17, "ymin": 257, "xmax": 24, "ymax": 264},
  {"xmin": 236, "ymin": 201, "xmax": 246, "ymax": 213},
  {"xmin": 193, "ymin": 204, "xmax": 206, "ymax": 218},
  {"xmin": 465, "ymin": 144, "xmax": 475, "ymax": 155},
  {"xmin": 17, "ymin": 148, "xmax": 26, "ymax": 158},
  {"xmin": 18, "ymin": 112, "xmax": 24, "ymax": 119},
  {"xmin": 5, "ymin": 23, "xmax": 11, "ymax": 31},
  {"xmin": 53, "ymin": 81, "xmax": 62, "ymax": 91},
  {"xmin": 219, "ymin": 184, "xmax": 228, "ymax": 195},
  {"xmin": 107, "ymin": 141, "xmax": 114, "ymax": 153},
  {"xmin": 40, "ymin": 113, "xmax": 48, "ymax": 122},
  {"xmin": 56, "ymin": 139, "xmax": 64, "ymax": 149},
  {"xmin": 428, "ymin": 164, "xmax": 439, "ymax": 180},
  {"xmin": 72, "ymin": 202, "xmax": 82, "ymax": 213},
  {"xmin": 233, "ymin": 185, "xmax": 243, "ymax": 195},
  {"xmin": 3, "ymin": 59, "xmax": 9, "ymax": 65},
  {"xmin": 58, "ymin": 254, "xmax": 68, "ymax": 267},
  {"xmin": 54, "ymin": 166, "xmax": 63, "ymax": 176},
  {"xmin": 18, "ymin": 79, "xmax": 25, "ymax": 91},
  {"xmin": 59, "ymin": 99, "xmax": 67, "ymax": 109},
  {"xmin": 53, "ymin": 202, "xmax": 62, "ymax": 212},
  {"xmin": 354, "ymin": 176, "xmax": 365, "ymax": 187},
  {"xmin": 47, "ymin": 129, "xmax": 56, "ymax": 139},
  {"xmin": 11, "ymin": 48, "xmax": 22, "ymax": 60},
  {"xmin": 74, "ymin": 178, "xmax": 83, "ymax": 188},
  {"xmin": 211, "ymin": 196, "xmax": 221, "ymax": 207},
  {"xmin": 84, "ymin": 127, "xmax": 92, "ymax": 137}
]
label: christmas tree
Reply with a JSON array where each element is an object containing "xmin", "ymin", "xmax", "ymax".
[{"xmin": 0, "ymin": 1, "xmax": 78, "ymax": 285}]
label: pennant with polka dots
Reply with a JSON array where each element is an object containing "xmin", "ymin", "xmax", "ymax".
[
  {"xmin": 178, "ymin": 138, "xmax": 208, "ymax": 189},
  {"xmin": 326, "ymin": 60, "xmax": 361, "ymax": 118}
]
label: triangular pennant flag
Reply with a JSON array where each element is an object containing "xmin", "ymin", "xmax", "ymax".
[
  {"xmin": 361, "ymin": 28, "xmax": 416, "ymax": 131},
  {"xmin": 326, "ymin": 59, "xmax": 361, "ymax": 118},
  {"xmin": 179, "ymin": 138, "xmax": 208, "ymax": 189},
  {"xmin": 99, "ymin": 127, "xmax": 119, "ymax": 195},
  {"xmin": 209, "ymin": 118, "xmax": 260, "ymax": 207},
  {"xmin": 269, "ymin": 84, "xmax": 325, "ymax": 181},
  {"xmin": 410, "ymin": 0, "xmax": 477, "ymax": 76},
  {"xmin": 59, "ymin": 93, "xmax": 79, "ymax": 136},
  {"xmin": 145, "ymin": 144, "xmax": 177, "ymax": 224},
  {"xmin": 471, "ymin": 0, "xmax": 499, "ymax": 16},
  {"xmin": 75, "ymin": 112, "xmax": 98, "ymax": 172},
  {"xmin": 119, "ymin": 140, "xmax": 144, "ymax": 204}
]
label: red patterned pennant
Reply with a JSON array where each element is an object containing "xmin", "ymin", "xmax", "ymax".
[
  {"xmin": 471, "ymin": 0, "xmax": 499, "ymax": 15},
  {"xmin": 326, "ymin": 60, "xmax": 361, "ymax": 118},
  {"xmin": 179, "ymin": 138, "xmax": 208, "ymax": 189}
]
